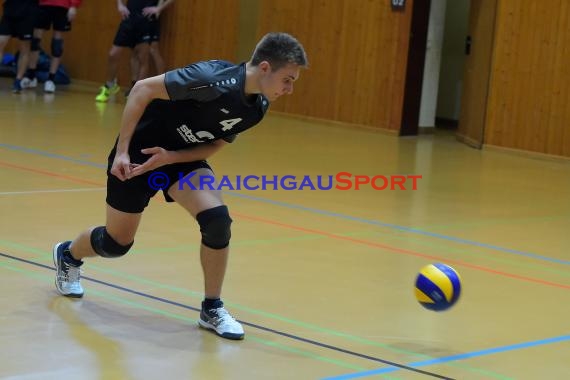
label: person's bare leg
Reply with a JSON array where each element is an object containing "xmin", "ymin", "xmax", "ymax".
[
  {"xmin": 201, "ymin": 244, "xmax": 229, "ymax": 299},
  {"xmin": 149, "ymin": 41, "xmax": 164, "ymax": 74},
  {"xmin": 168, "ymin": 168, "xmax": 228, "ymax": 298},
  {"xmin": 69, "ymin": 205, "xmax": 142, "ymax": 260},
  {"xmin": 130, "ymin": 49, "xmax": 139, "ymax": 83},
  {"xmin": 28, "ymin": 29, "xmax": 44, "ymax": 72},
  {"xmin": 54, "ymin": 205, "xmax": 142, "ymax": 297},
  {"xmin": 96, "ymin": 45, "xmax": 124, "ymax": 100},
  {"xmin": 125, "ymin": 46, "xmax": 140, "ymax": 96},
  {"xmin": 106, "ymin": 45, "xmax": 125, "ymax": 84},
  {"xmin": 134, "ymin": 42, "xmax": 150, "ymax": 80},
  {"xmin": 48, "ymin": 30, "xmax": 64, "ymax": 76},
  {"xmin": 167, "ymin": 168, "xmax": 244, "ymax": 339},
  {"xmin": 15, "ymin": 40, "xmax": 31, "ymax": 79}
]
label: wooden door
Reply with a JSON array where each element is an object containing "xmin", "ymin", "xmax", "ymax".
[{"xmin": 456, "ymin": 0, "xmax": 498, "ymax": 148}]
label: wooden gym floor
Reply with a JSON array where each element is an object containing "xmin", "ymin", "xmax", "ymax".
[{"xmin": 1, "ymin": 78, "xmax": 569, "ymax": 380}]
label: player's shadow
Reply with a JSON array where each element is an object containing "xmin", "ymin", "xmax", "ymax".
[
  {"xmin": 48, "ymin": 295, "xmax": 239, "ymax": 353},
  {"xmin": 48, "ymin": 294, "xmax": 249, "ymax": 379},
  {"xmin": 48, "ymin": 296, "xmax": 135, "ymax": 379}
]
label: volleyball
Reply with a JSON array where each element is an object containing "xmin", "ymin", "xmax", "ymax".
[{"xmin": 415, "ymin": 263, "xmax": 461, "ymax": 311}]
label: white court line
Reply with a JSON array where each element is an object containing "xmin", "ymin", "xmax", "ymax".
[{"xmin": 0, "ymin": 187, "xmax": 105, "ymax": 196}]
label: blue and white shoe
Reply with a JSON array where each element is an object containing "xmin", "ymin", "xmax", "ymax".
[
  {"xmin": 199, "ymin": 301, "xmax": 244, "ymax": 340},
  {"xmin": 20, "ymin": 77, "xmax": 37, "ymax": 89},
  {"xmin": 52, "ymin": 241, "xmax": 84, "ymax": 298}
]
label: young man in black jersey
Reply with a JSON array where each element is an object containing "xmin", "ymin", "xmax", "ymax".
[
  {"xmin": 95, "ymin": 0, "xmax": 174, "ymax": 102},
  {"xmin": 53, "ymin": 32, "xmax": 308, "ymax": 340},
  {"xmin": 126, "ymin": 0, "xmax": 170, "ymax": 97}
]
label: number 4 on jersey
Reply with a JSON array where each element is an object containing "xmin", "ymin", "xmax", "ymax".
[{"xmin": 219, "ymin": 118, "xmax": 242, "ymax": 131}]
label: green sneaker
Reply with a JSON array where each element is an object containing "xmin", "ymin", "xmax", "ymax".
[{"xmin": 95, "ymin": 84, "xmax": 120, "ymax": 102}]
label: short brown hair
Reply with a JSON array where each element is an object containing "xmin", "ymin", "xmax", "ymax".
[{"xmin": 251, "ymin": 32, "xmax": 308, "ymax": 71}]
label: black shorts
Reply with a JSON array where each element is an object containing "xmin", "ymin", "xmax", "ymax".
[
  {"xmin": 105, "ymin": 146, "xmax": 213, "ymax": 213},
  {"xmin": 113, "ymin": 15, "xmax": 153, "ymax": 48},
  {"xmin": 35, "ymin": 5, "xmax": 71, "ymax": 32},
  {"xmin": 0, "ymin": 12, "xmax": 35, "ymax": 40}
]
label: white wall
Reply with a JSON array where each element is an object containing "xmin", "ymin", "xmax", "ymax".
[{"xmin": 419, "ymin": 0, "xmax": 447, "ymax": 128}]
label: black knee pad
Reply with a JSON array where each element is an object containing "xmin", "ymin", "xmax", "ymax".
[
  {"xmin": 90, "ymin": 226, "xmax": 133, "ymax": 258},
  {"xmin": 31, "ymin": 37, "xmax": 41, "ymax": 52},
  {"xmin": 196, "ymin": 205, "xmax": 232, "ymax": 249},
  {"xmin": 51, "ymin": 38, "xmax": 64, "ymax": 57}
]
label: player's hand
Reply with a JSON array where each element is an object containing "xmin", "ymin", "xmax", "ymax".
[
  {"xmin": 118, "ymin": 4, "xmax": 130, "ymax": 19},
  {"xmin": 67, "ymin": 7, "xmax": 77, "ymax": 21},
  {"xmin": 142, "ymin": 6, "xmax": 160, "ymax": 18},
  {"xmin": 110, "ymin": 152, "xmax": 133, "ymax": 181},
  {"xmin": 130, "ymin": 147, "xmax": 173, "ymax": 177}
]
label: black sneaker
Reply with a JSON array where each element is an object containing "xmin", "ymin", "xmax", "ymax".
[
  {"xmin": 198, "ymin": 302, "xmax": 244, "ymax": 340},
  {"xmin": 52, "ymin": 241, "xmax": 84, "ymax": 298}
]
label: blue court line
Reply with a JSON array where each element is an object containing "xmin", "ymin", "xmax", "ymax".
[
  {"xmin": 2, "ymin": 143, "xmax": 568, "ymax": 266},
  {"xmin": 323, "ymin": 334, "xmax": 570, "ymax": 379},
  {"xmin": 0, "ymin": 143, "xmax": 106, "ymax": 169}
]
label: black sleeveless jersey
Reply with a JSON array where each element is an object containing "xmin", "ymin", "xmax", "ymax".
[{"xmin": 130, "ymin": 60, "xmax": 269, "ymax": 152}]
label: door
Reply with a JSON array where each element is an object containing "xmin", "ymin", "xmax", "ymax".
[{"xmin": 456, "ymin": 0, "xmax": 497, "ymax": 148}]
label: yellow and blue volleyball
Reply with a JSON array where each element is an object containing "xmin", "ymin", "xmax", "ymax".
[{"xmin": 415, "ymin": 263, "xmax": 461, "ymax": 311}]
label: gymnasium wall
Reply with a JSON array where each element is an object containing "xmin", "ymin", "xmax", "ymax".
[
  {"xmin": 55, "ymin": 0, "xmax": 414, "ymax": 133},
  {"xmin": 484, "ymin": 0, "xmax": 570, "ymax": 157},
  {"xmin": 7, "ymin": 1, "xmax": 568, "ymax": 157},
  {"xmin": 255, "ymin": 1, "xmax": 413, "ymax": 132},
  {"xmin": 62, "ymin": 0, "xmax": 240, "ymax": 87}
]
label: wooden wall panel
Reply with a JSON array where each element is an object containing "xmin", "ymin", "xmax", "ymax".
[
  {"xmin": 63, "ymin": 1, "xmax": 127, "ymax": 85},
  {"xmin": 484, "ymin": 0, "xmax": 570, "ymax": 157},
  {"xmin": 158, "ymin": 0, "xmax": 239, "ymax": 69},
  {"xmin": 63, "ymin": 1, "xmax": 239, "ymax": 86},
  {"xmin": 256, "ymin": 0, "xmax": 413, "ymax": 132}
]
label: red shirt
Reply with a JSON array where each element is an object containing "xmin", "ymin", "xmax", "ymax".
[{"xmin": 39, "ymin": 0, "xmax": 82, "ymax": 8}]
